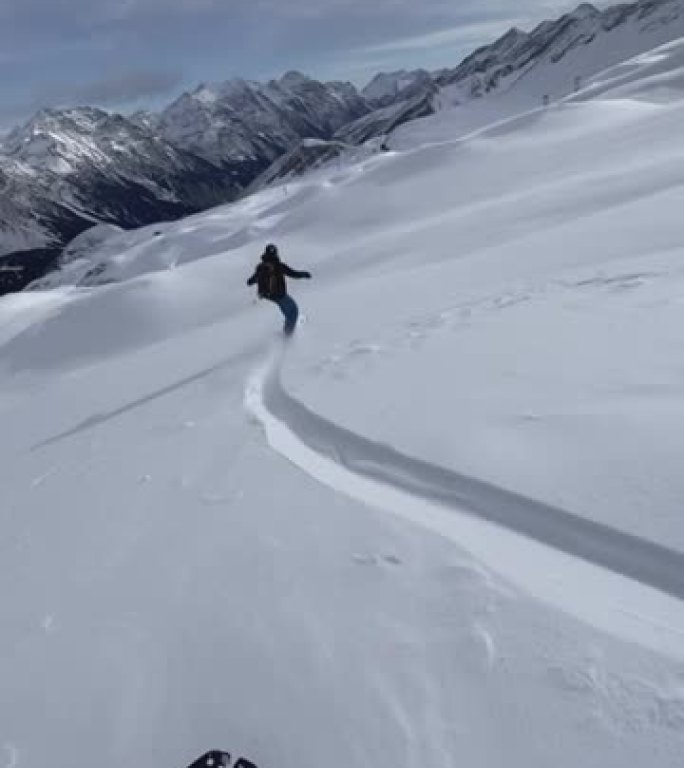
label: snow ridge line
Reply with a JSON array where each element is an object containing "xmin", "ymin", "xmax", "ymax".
[{"xmin": 245, "ymin": 349, "xmax": 684, "ymax": 603}]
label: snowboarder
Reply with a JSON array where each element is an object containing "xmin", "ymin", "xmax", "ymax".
[{"xmin": 247, "ymin": 243, "xmax": 311, "ymax": 335}]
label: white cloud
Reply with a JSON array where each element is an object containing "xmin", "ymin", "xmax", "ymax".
[
  {"xmin": 358, "ymin": 18, "xmax": 530, "ymax": 55},
  {"xmin": 0, "ymin": 70, "xmax": 182, "ymax": 126}
]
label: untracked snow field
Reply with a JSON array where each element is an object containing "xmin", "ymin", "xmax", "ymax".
[{"xmin": 3, "ymin": 39, "xmax": 684, "ymax": 768}]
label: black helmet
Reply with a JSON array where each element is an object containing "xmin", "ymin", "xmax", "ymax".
[{"xmin": 264, "ymin": 243, "xmax": 278, "ymax": 257}]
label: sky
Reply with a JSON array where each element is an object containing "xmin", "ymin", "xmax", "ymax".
[{"xmin": 0, "ymin": 0, "xmax": 597, "ymax": 131}]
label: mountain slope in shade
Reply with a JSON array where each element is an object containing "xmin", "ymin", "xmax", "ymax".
[
  {"xmin": 0, "ymin": 108, "xmax": 244, "ymax": 291},
  {"xmin": 245, "ymin": 139, "xmax": 352, "ymax": 194},
  {"xmin": 335, "ymin": 90, "xmax": 438, "ymax": 146}
]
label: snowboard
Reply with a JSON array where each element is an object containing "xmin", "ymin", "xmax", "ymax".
[
  {"xmin": 187, "ymin": 752, "xmax": 257, "ymax": 768},
  {"xmin": 187, "ymin": 752, "xmax": 230, "ymax": 768}
]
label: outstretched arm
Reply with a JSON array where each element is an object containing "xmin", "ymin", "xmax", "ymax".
[
  {"xmin": 247, "ymin": 268, "xmax": 258, "ymax": 286},
  {"xmin": 282, "ymin": 263, "xmax": 311, "ymax": 279}
]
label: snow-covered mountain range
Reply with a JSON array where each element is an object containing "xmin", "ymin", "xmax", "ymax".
[
  {"xmin": 154, "ymin": 73, "xmax": 369, "ymax": 170},
  {"xmin": 0, "ymin": 108, "xmax": 243, "ymax": 289},
  {"xmin": 2, "ymin": 0, "xmax": 684, "ymax": 294},
  {"xmin": 435, "ymin": 0, "xmax": 684, "ymax": 97},
  {"xmin": 342, "ymin": 0, "xmax": 684, "ymax": 148}
]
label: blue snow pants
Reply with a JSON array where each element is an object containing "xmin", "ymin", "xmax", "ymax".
[{"xmin": 274, "ymin": 294, "xmax": 299, "ymax": 335}]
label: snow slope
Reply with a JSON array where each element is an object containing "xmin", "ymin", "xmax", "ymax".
[
  {"xmin": 386, "ymin": 0, "xmax": 684, "ymax": 148},
  {"xmin": 3, "ymin": 38, "xmax": 684, "ymax": 768}
]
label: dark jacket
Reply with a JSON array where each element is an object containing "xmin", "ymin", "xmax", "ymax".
[{"xmin": 247, "ymin": 256, "xmax": 310, "ymax": 300}]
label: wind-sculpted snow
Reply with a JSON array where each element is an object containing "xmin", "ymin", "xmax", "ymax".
[{"xmin": 247, "ymin": 349, "xmax": 684, "ymax": 659}]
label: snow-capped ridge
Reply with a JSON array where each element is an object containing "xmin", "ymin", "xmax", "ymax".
[
  {"xmin": 278, "ymin": 70, "xmax": 313, "ymax": 88},
  {"xmin": 362, "ymin": 69, "xmax": 431, "ymax": 104},
  {"xmin": 568, "ymin": 2, "xmax": 601, "ymax": 21},
  {"xmin": 436, "ymin": 0, "xmax": 684, "ymax": 98},
  {"xmin": 157, "ymin": 71, "xmax": 369, "ymax": 169},
  {"xmin": 0, "ymin": 104, "xmax": 240, "ymax": 282}
]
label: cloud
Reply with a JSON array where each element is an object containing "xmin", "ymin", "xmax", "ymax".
[
  {"xmin": 358, "ymin": 18, "xmax": 530, "ymax": 55},
  {"xmin": 70, "ymin": 71, "xmax": 182, "ymax": 105},
  {"xmin": 0, "ymin": 70, "xmax": 182, "ymax": 127},
  {"xmin": 0, "ymin": 0, "xmax": 588, "ymax": 38}
]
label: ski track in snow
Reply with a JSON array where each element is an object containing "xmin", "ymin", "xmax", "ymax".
[{"xmin": 245, "ymin": 347, "xmax": 684, "ymax": 661}]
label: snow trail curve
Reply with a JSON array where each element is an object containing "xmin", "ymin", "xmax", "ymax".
[{"xmin": 245, "ymin": 350, "xmax": 684, "ymax": 659}]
